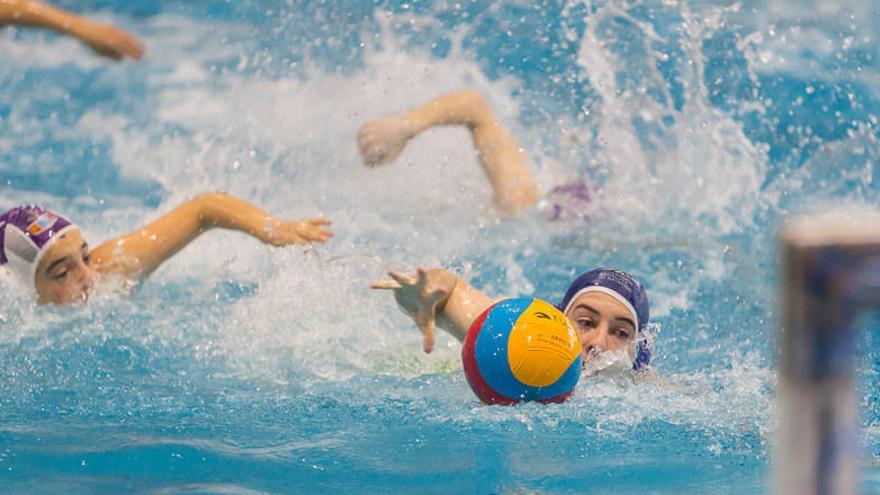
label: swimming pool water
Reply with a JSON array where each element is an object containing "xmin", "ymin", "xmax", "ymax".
[{"xmin": 1, "ymin": 0, "xmax": 880, "ymax": 493}]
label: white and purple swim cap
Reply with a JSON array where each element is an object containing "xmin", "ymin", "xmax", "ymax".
[
  {"xmin": 0, "ymin": 205, "xmax": 78, "ymax": 285},
  {"xmin": 557, "ymin": 268, "xmax": 651, "ymax": 371}
]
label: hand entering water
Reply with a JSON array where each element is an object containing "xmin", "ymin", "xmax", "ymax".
[
  {"xmin": 0, "ymin": 0, "xmax": 145, "ymax": 61},
  {"xmin": 357, "ymin": 115, "xmax": 416, "ymax": 166},
  {"xmin": 77, "ymin": 21, "xmax": 145, "ymax": 60}
]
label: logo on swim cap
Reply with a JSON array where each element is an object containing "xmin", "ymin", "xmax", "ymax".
[
  {"xmin": 27, "ymin": 212, "xmax": 59, "ymax": 235},
  {"xmin": 557, "ymin": 268, "xmax": 652, "ymax": 371},
  {"xmin": 0, "ymin": 205, "xmax": 77, "ymax": 286}
]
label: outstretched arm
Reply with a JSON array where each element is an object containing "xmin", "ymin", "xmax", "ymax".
[
  {"xmin": 0, "ymin": 0, "xmax": 144, "ymax": 60},
  {"xmin": 371, "ymin": 267, "xmax": 502, "ymax": 352},
  {"xmin": 90, "ymin": 192, "xmax": 332, "ymax": 279},
  {"xmin": 357, "ymin": 89, "xmax": 540, "ymax": 215}
]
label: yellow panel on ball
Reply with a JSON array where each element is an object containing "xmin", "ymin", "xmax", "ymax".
[{"xmin": 507, "ymin": 299, "xmax": 580, "ymax": 387}]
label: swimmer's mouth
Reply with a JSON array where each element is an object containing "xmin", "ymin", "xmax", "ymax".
[
  {"xmin": 582, "ymin": 347, "xmax": 601, "ymax": 362},
  {"xmin": 581, "ymin": 348, "xmax": 633, "ymax": 378}
]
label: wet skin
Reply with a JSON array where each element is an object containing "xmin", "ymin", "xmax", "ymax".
[
  {"xmin": 563, "ymin": 291, "xmax": 637, "ymax": 360},
  {"xmin": 33, "ymin": 229, "xmax": 94, "ymax": 306}
]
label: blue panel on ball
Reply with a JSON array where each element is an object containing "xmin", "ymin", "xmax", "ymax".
[
  {"xmin": 474, "ymin": 297, "xmax": 533, "ymax": 400},
  {"xmin": 522, "ymin": 354, "xmax": 582, "ymax": 401}
]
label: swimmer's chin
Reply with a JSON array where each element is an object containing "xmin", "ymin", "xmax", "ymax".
[
  {"xmin": 581, "ymin": 348, "xmax": 634, "ymax": 379},
  {"xmin": 44, "ymin": 289, "xmax": 90, "ymax": 307},
  {"xmin": 87, "ymin": 276, "xmax": 139, "ymax": 302},
  {"xmin": 45, "ymin": 278, "xmax": 136, "ymax": 307}
]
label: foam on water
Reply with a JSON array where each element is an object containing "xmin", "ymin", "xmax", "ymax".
[{"xmin": 0, "ymin": 0, "xmax": 779, "ymax": 414}]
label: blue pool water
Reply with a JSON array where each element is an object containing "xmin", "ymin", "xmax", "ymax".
[{"xmin": 2, "ymin": 0, "xmax": 880, "ymax": 493}]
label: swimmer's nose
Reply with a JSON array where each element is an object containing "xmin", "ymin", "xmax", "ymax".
[
  {"xmin": 581, "ymin": 325, "xmax": 610, "ymax": 358},
  {"xmin": 78, "ymin": 265, "xmax": 95, "ymax": 295},
  {"xmin": 582, "ymin": 343, "xmax": 603, "ymax": 358}
]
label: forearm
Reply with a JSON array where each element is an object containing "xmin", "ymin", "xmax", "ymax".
[
  {"xmin": 0, "ymin": 0, "xmax": 85, "ymax": 33},
  {"xmin": 196, "ymin": 192, "xmax": 278, "ymax": 243},
  {"xmin": 403, "ymin": 89, "xmax": 494, "ymax": 134},
  {"xmin": 435, "ymin": 271, "xmax": 497, "ymax": 342}
]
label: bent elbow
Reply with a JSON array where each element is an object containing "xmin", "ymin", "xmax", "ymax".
[
  {"xmin": 191, "ymin": 192, "xmax": 229, "ymax": 226},
  {"xmin": 459, "ymin": 89, "xmax": 491, "ymax": 112}
]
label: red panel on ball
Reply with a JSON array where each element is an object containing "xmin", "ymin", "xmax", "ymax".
[{"xmin": 461, "ymin": 302, "xmax": 518, "ymax": 405}]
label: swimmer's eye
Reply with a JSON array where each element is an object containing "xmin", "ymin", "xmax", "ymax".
[
  {"xmin": 54, "ymin": 270, "xmax": 68, "ymax": 281},
  {"xmin": 613, "ymin": 327, "xmax": 634, "ymax": 339},
  {"xmin": 83, "ymin": 253, "xmax": 91, "ymax": 265},
  {"xmin": 577, "ymin": 318, "xmax": 595, "ymax": 330}
]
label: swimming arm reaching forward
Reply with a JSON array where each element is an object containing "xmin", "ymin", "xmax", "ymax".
[
  {"xmin": 357, "ymin": 90, "xmax": 540, "ymax": 215},
  {"xmin": 0, "ymin": 0, "xmax": 144, "ymax": 60},
  {"xmin": 371, "ymin": 267, "xmax": 503, "ymax": 352},
  {"xmin": 90, "ymin": 192, "xmax": 333, "ymax": 279}
]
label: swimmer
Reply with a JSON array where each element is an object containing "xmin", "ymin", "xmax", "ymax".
[
  {"xmin": 358, "ymin": 89, "xmax": 591, "ymax": 219},
  {"xmin": 372, "ymin": 267, "xmax": 651, "ymax": 377},
  {"xmin": 0, "ymin": 192, "xmax": 333, "ymax": 306},
  {"xmin": 0, "ymin": 0, "xmax": 144, "ymax": 60}
]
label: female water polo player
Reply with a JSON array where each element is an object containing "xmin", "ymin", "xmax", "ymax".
[
  {"xmin": 358, "ymin": 89, "xmax": 589, "ymax": 218},
  {"xmin": 0, "ymin": 193, "xmax": 332, "ymax": 306},
  {"xmin": 0, "ymin": 0, "xmax": 144, "ymax": 61},
  {"xmin": 372, "ymin": 267, "xmax": 651, "ymax": 374}
]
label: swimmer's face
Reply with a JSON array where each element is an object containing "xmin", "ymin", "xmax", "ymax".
[
  {"xmin": 564, "ymin": 292, "xmax": 637, "ymax": 361},
  {"xmin": 34, "ymin": 229, "xmax": 94, "ymax": 306}
]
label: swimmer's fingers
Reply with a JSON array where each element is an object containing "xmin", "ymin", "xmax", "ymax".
[
  {"xmin": 356, "ymin": 124, "xmax": 376, "ymax": 163},
  {"xmin": 300, "ymin": 226, "xmax": 334, "ymax": 243},
  {"xmin": 415, "ymin": 267, "xmax": 431, "ymax": 288},
  {"xmin": 387, "ymin": 270, "xmax": 417, "ymax": 287},
  {"xmin": 374, "ymin": 268, "xmax": 442, "ymax": 352},
  {"xmin": 416, "ymin": 268, "xmax": 446, "ymax": 353},
  {"xmin": 119, "ymin": 31, "xmax": 146, "ymax": 60},
  {"xmin": 304, "ymin": 217, "xmax": 332, "ymax": 225},
  {"xmin": 83, "ymin": 23, "xmax": 145, "ymax": 61},
  {"xmin": 357, "ymin": 129, "xmax": 386, "ymax": 166},
  {"xmin": 370, "ymin": 279, "xmax": 402, "ymax": 290},
  {"xmin": 287, "ymin": 234, "xmax": 307, "ymax": 246},
  {"xmin": 303, "ymin": 219, "xmax": 334, "ymax": 241},
  {"xmin": 106, "ymin": 26, "xmax": 145, "ymax": 60},
  {"xmin": 288, "ymin": 219, "xmax": 334, "ymax": 244},
  {"xmin": 356, "ymin": 119, "xmax": 409, "ymax": 166},
  {"xmin": 415, "ymin": 312, "xmax": 436, "ymax": 353}
]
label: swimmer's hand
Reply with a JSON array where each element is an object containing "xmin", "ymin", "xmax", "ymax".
[
  {"xmin": 357, "ymin": 116, "xmax": 416, "ymax": 166},
  {"xmin": 265, "ymin": 218, "xmax": 334, "ymax": 246},
  {"xmin": 74, "ymin": 20, "xmax": 145, "ymax": 61},
  {"xmin": 370, "ymin": 268, "xmax": 456, "ymax": 353},
  {"xmin": 0, "ymin": 1, "xmax": 144, "ymax": 61}
]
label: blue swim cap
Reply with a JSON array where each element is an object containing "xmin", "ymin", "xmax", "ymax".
[{"xmin": 557, "ymin": 268, "xmax": 651, "ymax": 371}]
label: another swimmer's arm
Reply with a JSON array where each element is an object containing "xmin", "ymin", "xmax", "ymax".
[
  {"xmin": 371, "ymin": 268, "xmax": 500, "ymax": 352},
  {"xmin": 0, "ymin": 0, "xmax": 144, "ymax": 60},
  {"xmin": 90, "ymin": 192, "xmax": 332, "ymax": 278},
  {"xmin": 358, "ymin": 89, "xmax": 540, "ymax": 215}
]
